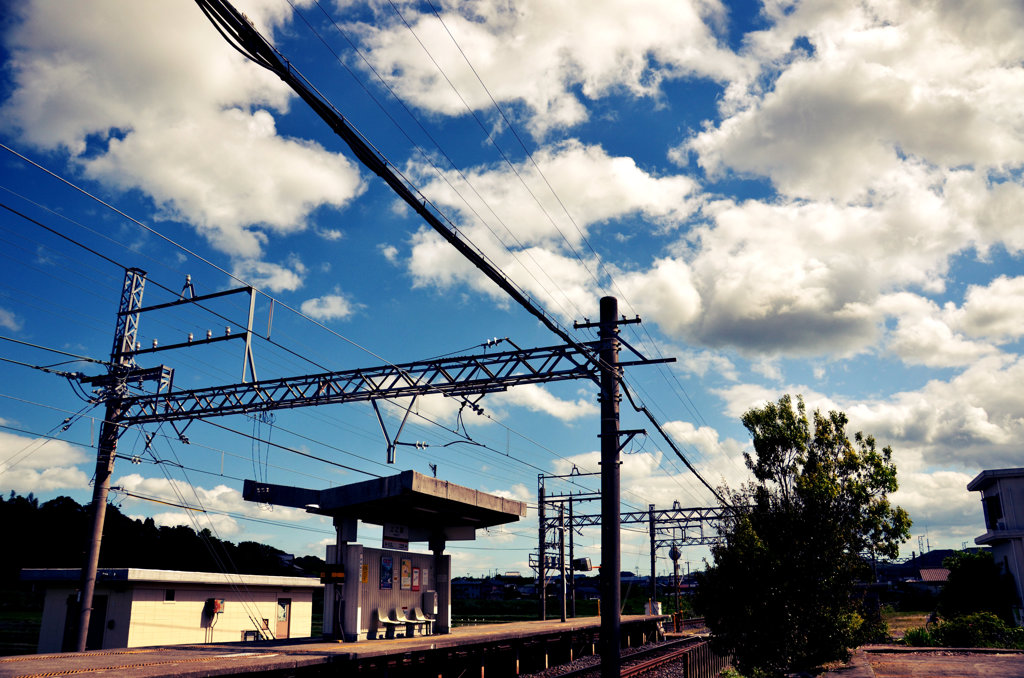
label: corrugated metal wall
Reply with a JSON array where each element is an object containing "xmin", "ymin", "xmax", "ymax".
[{"xmin": 358, "ymin": 546, "xmax": 436, "ymax": 632}]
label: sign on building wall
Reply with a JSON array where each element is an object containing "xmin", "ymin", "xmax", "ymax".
[
  {"xmin": 400, "ymin": 559, "xmax": 412, "ymax": 590},
  {"xmin": 412, "ymin": 567, "xmax": 420, "ymax": 592},
  {"xmin": 382, "ymin": 523, "xmax": 409, "ymax": 550},
  {"xmin": 382, "ymin": 537, "xmax": 409, "ymax": 551},
  {"xmin": 380, "ymin": 556, "xmax": 393, "ymax": 590}
]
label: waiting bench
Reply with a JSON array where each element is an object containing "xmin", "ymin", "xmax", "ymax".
[{"xmin": 369, "ymin": 608, "xmax": 433, "ymax": 639}]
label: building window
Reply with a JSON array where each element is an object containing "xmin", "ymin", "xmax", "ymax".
[
  {"xmin": 984, "ymin": 494, "xmax": 1004, "ymax": 529},
  {"xmin": 164, "ymin": 589, "xmax": 175, "ymax": 602}
]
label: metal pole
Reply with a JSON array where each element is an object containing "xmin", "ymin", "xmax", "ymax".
[
  {"xmin": 569, "ymin": 496, "xmax": 576, "ymax": 618},
  {"xmin": 559, "ymin": 503, "xmax": 567, "ymax": 622},
  {"xmin": 599, "ymin": 296, "xmax": 621, "ymax": 678},
  {"xmin": 674, "ymin": 560, "xmax": 680, "ymax": 616},
  {"xmin": 669, "ymin": 543, "xmax": 681, "ymax": 625},
  {"xmin": 538, "ymin": 476, "xmax": 546, "ymax": 621}
]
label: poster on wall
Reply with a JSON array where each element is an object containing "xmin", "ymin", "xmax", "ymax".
[
  {"xmin": 421, "ymin": 566, "xmax": 429, "ymax": 589},
  {"xmin": 411, "ymin": 567, "xmax": 421, "ymax": 591},
  {"xmin": 400, "ymin": 558, "xmax": 412, "ymax": 590},
  {"xmin": 380, "ymin": 555, "xmax": 393, "ymax": 590}
]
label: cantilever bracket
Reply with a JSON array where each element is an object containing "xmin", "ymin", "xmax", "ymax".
[
  {"xmin": 596, "ymin": 428, "xmax": 646, "ymax": 453},
  {"xmin": 371, "ymin": 395, "xmax": 418, "ymax": 464}
]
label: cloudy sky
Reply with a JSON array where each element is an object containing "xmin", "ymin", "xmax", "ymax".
[{"xmin": 1, "ymin": 0, "xmax": 1022, "ymax": 577}]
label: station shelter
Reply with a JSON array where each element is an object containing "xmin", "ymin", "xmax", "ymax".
[
  {"xmin": 244, "ymin": 470, "xmax": 526, "ymax": 642},
  {"xmin": 21, "ymin": 567, "xmax": 320, "ymax": 652}
]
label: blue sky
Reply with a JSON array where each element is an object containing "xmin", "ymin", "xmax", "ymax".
[{"xmin": 1, "ymin": 0, "xmax": 1023, "ymax": 578}]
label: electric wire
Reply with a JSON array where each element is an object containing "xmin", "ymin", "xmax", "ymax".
[
  {"xmin": 293, "ymin": 0, "xmax": 583, "ymax": 325},
  {"xmin": 416, "ymin": 0, "xmax": 604, "ymax": 294},
  {"xmin": 135, "ymin": 432, "xmax": 292, "ymax": 638},
  {"xmin": 380, "ymin": 3, "xmax": 721, "ymax": 500},
  {"xmin": 0, "ymin": 11, "xmax": 729, "ymax": 594},
  {"xmin": 1, "ymin": 184, "xmax": 546, "ymax": 488}
]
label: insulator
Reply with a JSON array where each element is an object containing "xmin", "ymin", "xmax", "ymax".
[
  {"xmin": 225, "ymin": 326, "xmax": 231, "ymax": 336},
  {"xmin": 188, "ymin": 333, "xmax": 193, "ymax": 343},
  {"xmin": 206, "ymin": 330, "xmax": 212, "ymax": 339},
  {"xmin": 152, "ymin": 339, "xmax": 158, "ymax": 348}
]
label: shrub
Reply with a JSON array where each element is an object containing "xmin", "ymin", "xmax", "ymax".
[
  {"xmin": 931, "ymin": 612, "xmax": 1024, "ymax": 649},
  {"xmin": 901, "ymin": 626, "xmax": 935, "ymax": 647},
  {"xmin": 903, "ymin": 613, "xmax": 1024, "ymax": 649}
]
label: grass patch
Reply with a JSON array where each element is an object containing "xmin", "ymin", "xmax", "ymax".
[
  {"xmin": 0, "ymin": 610, "xmax": 41, "ymax": 656},
  {"xmin": 882, "ymin": 610, "xmax": 929, "ymax": 640}
]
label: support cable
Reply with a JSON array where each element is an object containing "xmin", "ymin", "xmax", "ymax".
[
  {"xmin": 292, "ymin": 0, "xmax": 582, "ymax": 324},
  {"xmin": 379, "ymin": 0, "xmax": 589, "ymax": 320}
]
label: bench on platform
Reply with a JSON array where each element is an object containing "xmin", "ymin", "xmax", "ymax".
[
  {"xmin": 411, "ymin": 607, "xmax": 434, "ymax": 636},
  {"xmin": 369, "ymin": 608, "xmax": 404, "ymax": 639},
  {"xmin": 395, "ymin": 608, "xmax": 431, "ymax": 637},
  {"xmin": 369, "ymin": 608, "xmax": 433, "ymax": 639}
]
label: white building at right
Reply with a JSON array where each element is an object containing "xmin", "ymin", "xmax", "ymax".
[{"xmin": 968, "ymin": 467, "xmax": 1024, "ymax": 624}]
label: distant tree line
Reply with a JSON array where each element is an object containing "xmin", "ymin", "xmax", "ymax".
[{"xmin": 1, "ymin": 492, "xmax": 324, "ymax": 598}]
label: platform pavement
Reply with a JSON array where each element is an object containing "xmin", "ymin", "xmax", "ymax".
[{"xmin": 0, "ymin": 615, "xmax": 664, "ymax": 678}]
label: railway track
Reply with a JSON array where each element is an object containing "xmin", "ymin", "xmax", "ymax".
[{"xmin": 554, "ymin": 635, "xmax": 711, "ymax": 678}]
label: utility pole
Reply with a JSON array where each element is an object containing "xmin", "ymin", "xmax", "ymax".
[
  {"xmin": 568, "ymin": 496, "xmax": 576, "ymax": 618},
  {"xmin": 598, "ymin": 296, "xmax": 622, "ymax": 678},
  {"xmin": 76, "ymin": 268, "xmax": 146, "ymax": 652},
  {"xmin": 559, "ymin": 503, "xmax": 567, "ymax": 623},
  {"xmin": 648, "ymin": 504, "xmax": 657, "ymax": 612},
  {"xmin": 538, "ymin": 476, "xmax": 546, "ymax": 621}
]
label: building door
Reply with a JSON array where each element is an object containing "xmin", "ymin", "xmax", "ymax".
[
  {"xmin": 276, "ymin": 598, "xmax": 291, "ymax": 639},
  {"xmin": 62, "ymin": 594, "xmax": 107, "ymax": 651}
]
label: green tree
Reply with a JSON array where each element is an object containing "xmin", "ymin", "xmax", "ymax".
[
  {"xmin": 695, "ymin": 395, "xmax": 912, "ymax": 677},
  {"xmin": 938, "ymin": 550, "xmax": 1019, "ymax": 623}
]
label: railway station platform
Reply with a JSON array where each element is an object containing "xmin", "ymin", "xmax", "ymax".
[{"xmin": 0, "ymin": 615, "xmax": 667, "ymax": 678}]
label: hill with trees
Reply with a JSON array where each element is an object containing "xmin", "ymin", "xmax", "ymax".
[{"xmin": 1, "ymin": 491, "xmax": 324, "ymax": 598}]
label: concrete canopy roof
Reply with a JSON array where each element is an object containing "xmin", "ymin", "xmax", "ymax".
[
  {"xmin": 967, "ymin": 467, "xmax": 1024, "ymax": 492},
  {"xmin": 21, "ymin": 568, "xmax": 321, "ymax": 588},
  {"xmin": 243, "ymin": 471, "xmax": 526, "ymax": 542}
]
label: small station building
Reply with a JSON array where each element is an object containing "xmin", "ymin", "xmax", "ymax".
[
  {"xmin": 244, "ymin": 470, "xmax": 526, "ymax": 642},
  {"xmin": 968, "ymin": 467, "xmax": 1024, "ymax": 624},
  {"xmin": 21, "ymin": 567, "xmax": 321, "ymax": 652}
]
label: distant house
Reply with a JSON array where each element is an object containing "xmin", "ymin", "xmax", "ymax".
[
  {"xmin": 22, "ymin": 568, "xmax": 321, "ymax": 652},
  {"xmin": 968, "ymin": 468, "xmax": 1024, "ymax": 624},
  {"xmin": 918, "ymin": 567, "xmax": 950, "ymax": 588},
  {"xmin": 876, "ymin": 548, "xmax": 965, "ymax": 584}
]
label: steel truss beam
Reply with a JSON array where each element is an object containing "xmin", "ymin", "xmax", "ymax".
[
  {"xmin": 120, "ymin": 341, "xmax": 615, "ymax": 425},
  {"xmin": 540, "ymin": 505, "xmax": 732, "ymax": 530}
]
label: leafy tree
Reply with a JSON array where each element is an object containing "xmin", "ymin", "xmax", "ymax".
[
  {"xmin": 939, "ymin": 550, "xmax": 1019, "ymax": 623},
  {"xmin": 695, "ymin": 395, "xmax": 912, "ymax": 677}
]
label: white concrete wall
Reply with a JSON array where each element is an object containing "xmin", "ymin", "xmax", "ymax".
[
  {"xmin": 37, "ymin": 588, "xmax": 70, "ymax": 653},
  {"xmin": 127, "ymin": 583, "xmax": 313, "ymax": 647},
  {"xmin": 35, "ymin": 580, "xmax": 316, "ymax": 650},
  {"xmin": 998, "ymin": 477, "xmax": 1023, "ymax": 530}
]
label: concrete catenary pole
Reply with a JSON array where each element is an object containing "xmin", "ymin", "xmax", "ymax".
[
  {"xmin": 598, "ymin": 296, "xmax": 622, "ymax": 678},
  {"xmin": 648, "ymin": 504, "xmax": 657, "ymax": 611},
  {"xmin": 76, "ymin": 268, "xmax": 146, "ymax": 652}
]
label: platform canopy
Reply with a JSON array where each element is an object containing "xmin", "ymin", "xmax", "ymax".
[{"xmin": 243, "ymin": 470, "xmax": 526, "ymax": 542}]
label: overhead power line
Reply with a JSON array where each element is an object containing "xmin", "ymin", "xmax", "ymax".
[{"xmin": 192, "ymin": 0, "xmax": 723, "ymax": 508}]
